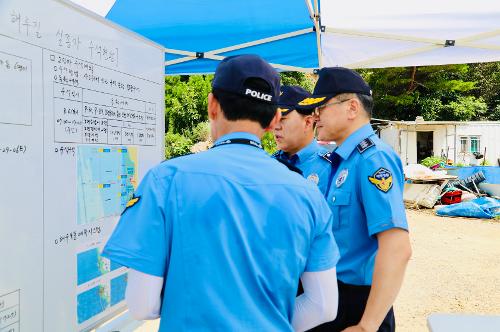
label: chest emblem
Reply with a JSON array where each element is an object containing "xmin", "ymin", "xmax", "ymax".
[
  {"xmin": 307, "ymin": 173, "xmax": 319, "ymax": 185},
  {"xmin": 336, "ymin": 169, "xmax": 349, "ymax": 187},
  {"xmin": 368, "ymin": 167, "xmax": 393, "ymax": 192}
]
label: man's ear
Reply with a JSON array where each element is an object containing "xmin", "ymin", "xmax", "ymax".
[
  {"xmin": 347, "ymin": 98, "xmax": 361, "ymax": 120},
  {"xmin": 207, "ymin": 93, "xmax": 219, "ymax": 121},
  {"xmin": 304, "ymin": 114, "xmax": 315, "ymax": 131},
  {"xmin": 264, "ymin": 109, "xmax": 281, "ymax": 132}
]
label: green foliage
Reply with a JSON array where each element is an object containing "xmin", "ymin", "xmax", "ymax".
[
  {"xmin": 420, "ymin": 156, "xmax": 444, "ymax": 167},
  {"xmin": 262, "ymin": 131, "xmax": 278, "ymax": 155},
  {"xmin": 480, "ymin": 159, "xmax": 491, "ymax": 166},
  {"xmin": 164, "ymin": 132, "xmax": 192, "ymax": 159},
  {"xmin": 443, "ymin": 96, "xmax": 488, "ymax": 121},
  {"xmin": 165, "ymin": 75, "xmax": 212, "ymax": 135},
  {"xmin": 184, "ymin": 121, "xmax": 211, "ymax": 143},
  {"xmin": 467, "ymin": 62, "xmax": 500, "ymax": 110},
  {"xmin": 280, "ymin": 72, "xmax": 315, "ymax": 92},
  {"xmin": 488, "ymin": 104, "xmax": 500, "ymax": 121},
  {"xmin": 358, "ymin": 64, "xmax": 496, "ymax": 121}
]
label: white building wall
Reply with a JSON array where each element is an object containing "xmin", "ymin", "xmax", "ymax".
[
  {"xmin": 379, "ymin": 124, "xmax": 400, "ymax": 153},
  {"xmin": 380, "ymin": 122, "xmax": 500, "ymax": 165},
  {"xmin": 455, "ymin": 124, "xmax": 500, "ymax": 165}
]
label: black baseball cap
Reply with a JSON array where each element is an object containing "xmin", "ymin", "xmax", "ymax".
[
  {"xmin": 297, "ymin": 67, "xmax": 372, "ymax": 110},
  {"xmin": 212, "ymin": 54, "xmax": 280, "ymax": 104},
  {"xmin": 278, "ymin": 85, "xmax": 312, "ymax": 116}
]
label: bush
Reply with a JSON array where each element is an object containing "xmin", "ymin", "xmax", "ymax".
[
  {"xmin": 420, "ymin": 156, "xmax": 444, "ymax": 167},
  {"xmin": 262, "ymin": 131, "xmax": 278, "ymax": 155},
  {"xmin": 184, "ymin": 121, "xmax": 211, "ymax": 143},
  {"xmin": 164, "ymin": 132, "xmax": 192, "ymax": 159}
]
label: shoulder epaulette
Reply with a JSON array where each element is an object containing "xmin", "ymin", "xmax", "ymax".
[
  {"xmin": 356, "ymin": 138, "xmax": 375, "ymax": 154},
  {"xmin": 320, "ymin": 151, "xmax": 332, "ymax": 164}
]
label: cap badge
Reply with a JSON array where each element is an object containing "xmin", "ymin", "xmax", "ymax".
[
  {"xmin": 298, "ymin": 97, "xmax": 326, "ymax": 106},
  {"xmin": 336, "ymin": 169, "xmax": 348, "ymax": 187},
  {"xmin": 307, "ymin": 173, "xmax": 320, "ymax": 185}
]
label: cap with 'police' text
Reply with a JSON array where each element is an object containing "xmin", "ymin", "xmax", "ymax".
[
  {"xmin": 297, "ymin": 67, "xmax": 372, "ymax": 110},
  {"xmin": 212, "ymin": 54, "xmax": 280, "ymax": 104}
]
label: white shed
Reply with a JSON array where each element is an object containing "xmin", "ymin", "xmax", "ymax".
[{"xmin": 377, "ymin": 119, "xmax": 500, "ymax": 166}]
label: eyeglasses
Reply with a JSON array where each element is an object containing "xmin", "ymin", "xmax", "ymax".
[{"xmin": 313, "ymin": 98, "xmax": 352, "ymax": 116}]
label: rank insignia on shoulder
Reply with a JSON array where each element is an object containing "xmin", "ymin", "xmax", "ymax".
[
  {"xmin": 357, "ymin": 138, "xmax": 375, "ymax": 154},
  {"xmin": 122, "ymin": 195, "xmax": 140, "ymax": 215},
  {"xmin": 320, "ymin": 151, "xmax": 332, "ymax": 163},
  {"xmin": 368, "ymin": 168, "xmax": 393, "ymax": 192}
]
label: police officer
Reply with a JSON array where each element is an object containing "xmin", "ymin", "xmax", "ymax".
[
  {"xmin": 273, "ymin": 85, "xmax": 333, "ymax": 194},
  {"xmin": 297, "ymin": 67, "xmax": 412, "ymax": 332},
  {"xmin": 102, "ymin": 55, "xmax": 342, "ymax": 332}
]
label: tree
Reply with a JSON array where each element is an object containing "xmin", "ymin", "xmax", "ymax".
[
  {"xmin": 280, "ymin": 72, "xmax": 315, "ymax": 92},
  {"xmin": 165, "ymin": 75, "xmax": 212, "ymax": 135},
  {"xmin": 358, "ymin": 64, "xmax": 489, "ymax": 121}
]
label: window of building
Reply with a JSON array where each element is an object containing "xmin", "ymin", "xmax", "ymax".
[
  {"xmin": 459, "ymin": 136, "xmax": 481, "ymax": 153},
  {"xmin": 460, "ymin": 137, "xmax": 468, "ymax": 153},
  {"xmin": 470, "ymin": 136, "xmax": 480, "ymax": 153}
]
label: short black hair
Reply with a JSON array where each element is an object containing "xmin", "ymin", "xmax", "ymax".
[
  {"xmin": 356, "ymin": 93, "xmax": 374, "ymax": 118},
  {"xmin": 212, "ymin": 78, "xmax": 277, "ymax": 128}
]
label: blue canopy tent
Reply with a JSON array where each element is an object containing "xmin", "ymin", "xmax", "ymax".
[
  {"xmin": 73, "ymin": 0, "xmax": 500, "ymax": 75},
  {"xmin": 74, "ymin": 0, "xmax": 322, "ymax": 74}
]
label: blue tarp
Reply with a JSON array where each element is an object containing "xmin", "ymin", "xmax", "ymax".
[
  {"xmin": 105, "ymin": 0, "xmax": 318, "ymax": 75},
  {"xmin": 436, "ymin": 197, "xmax": 500, "ymax": 219},
  {"xmin": 446, "ymin": 166, "xmax": 500, "ymax": 184}
]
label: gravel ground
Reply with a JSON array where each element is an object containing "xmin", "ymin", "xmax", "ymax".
[
  {"xmin": 135, "ymin": 209, "xmax": 500, "ymax": 332},
  {"xmin": 395, "ymin": 209, "xmax": 500, "ymax": 332}
]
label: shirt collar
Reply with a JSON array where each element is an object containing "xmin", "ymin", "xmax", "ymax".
[
  {"xmin": 295, "ymin": 139, "xmax": 322, "ymax": 162},
  {"xmin": 214, "ymin": 132, "xmax": 261, "ymax": 145},
  {"xmin": 335, "ymin": 124, "xmax": 375, "ymax": 160}
]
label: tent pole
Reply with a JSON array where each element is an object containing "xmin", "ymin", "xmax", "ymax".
[
  {"xmin": 308, "ymin": 0, "xmax": 323, "ymax": 68},
  {"xmin": 164, "ymin": 28, "xmax": 315, "ymax": 72}
]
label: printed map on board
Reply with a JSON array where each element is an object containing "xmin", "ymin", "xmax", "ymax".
[{"xmin": 77, "ymin": 146, "xmax": 137, "ymax": 225}]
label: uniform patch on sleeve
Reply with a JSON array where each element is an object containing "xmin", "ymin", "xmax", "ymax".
[
  {"xmin": 368, "ymin": 167, "xmax": 393, "ymax": 192},
  {"xmin": 356, "ymin": 138, "xmax": 375, "ymax": 154},
  {"xmin": 122, "ymin": 195, "xmax": 140, "ymax": 215}
]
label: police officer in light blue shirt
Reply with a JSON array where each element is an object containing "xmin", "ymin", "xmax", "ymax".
[
  {"xmin": 273, "ymin": 85, "xmax": 333, "ymax": 195},
  {"xmin": 297, "ymin": 68, "xmax": 412, "ymax": 332},
  {"xmin": 102, "ymin": 55, "xmax": 341, "ymax": 332}
]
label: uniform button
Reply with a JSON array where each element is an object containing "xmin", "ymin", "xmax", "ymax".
[{"xmin": 332, "ymin": 196, "xmax": 336, "ymax": 203}]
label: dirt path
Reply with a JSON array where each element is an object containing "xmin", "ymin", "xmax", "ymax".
[
  {"xmin": 395, "ymin": 210, "xmax": 500, "ymax": 331},
  {"xmin": 135, "ymin": 210, "xmax": 500, "ymax": 332}
]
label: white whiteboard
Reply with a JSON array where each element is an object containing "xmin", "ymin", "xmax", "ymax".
[{"xmin": 0, "ymin": 0, "xmax": 165, "ymax": 331}]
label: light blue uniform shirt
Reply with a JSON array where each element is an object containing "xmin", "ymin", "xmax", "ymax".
[
  {"xmin": 326, "ymin": 124, "xmax": 408, "ymax": 286},
  {"xmin": 273, "ymin": 139, "xmax": 332, "ymax": 195},
  {"xmin": 103, "ymin": 132, "xmax": 340, "ymax": 332}
]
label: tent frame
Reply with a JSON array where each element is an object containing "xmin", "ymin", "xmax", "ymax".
[
  {"xmin": 324, "ymin": 28, "xmax": 500, "ymax": 68},
  {"xmin": 161, "ymin": 0, "xmax": 500, "ymax": 74},
  {"xmin": 164, "ymin": 0, "xmax": 321, "ymax": 74}
]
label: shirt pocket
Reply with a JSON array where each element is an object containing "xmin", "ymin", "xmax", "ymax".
[{"xmin": 330, "ymin": 189, "xmax": 351, "ymax": 230}]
